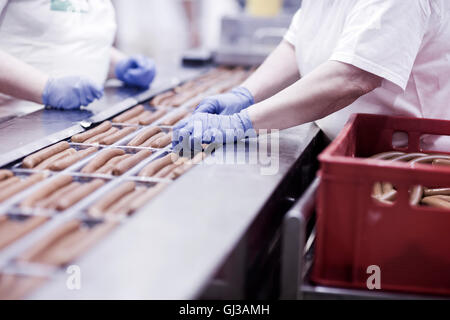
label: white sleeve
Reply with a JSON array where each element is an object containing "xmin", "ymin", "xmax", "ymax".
[
  {"xmin": 330, "ymin": 0, "xmax": 431, "ymax": 90},
  {"xmin": 0, "ymin": 0, "xmax": 8, "ymax": 14},
  {"xmin": 284, "ymin": 9, "xmax": 302, "ymax": 45}
]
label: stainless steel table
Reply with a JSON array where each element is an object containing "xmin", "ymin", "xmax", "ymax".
[{"xmin": 0, "ymin": 65, "xmax": 324, "ymax": 299}]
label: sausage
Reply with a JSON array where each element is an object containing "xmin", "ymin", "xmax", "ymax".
[
  {"xmin": 22, "ymin": 141, "xmax": 70, "ymax": 168},
  {"xmin": 88, "ymin": 181, "xmax": 136, "ymax": 218},
  {"xmin": 160, "ymin": 110, "xmax": 190, "ymax": 126},
  {"xmin": 122, "ymin": 115, "xmax": 141, "ymax": 125},
  {"xmin": 151, "ymin": 91, "xmax": 176, "ymax": 106},
  {"xmin": 105, "ymin": 187, "xmax": 147, "ymax": 216},
  {"xmin": 409, "ymin": 185, "xmax": 424, "ymax": 206},
  {"xmin": 0, "ymin": 215, "xmax": 48, "ymax": 252},
  {"xmin": 99, "ymin": 127, "xmax": 136, "ymax": 145},
  {"xmin": 83, "ymin": 127, "xmax": 119, "ymax": 144},
  {"xmin": 423, "ymin": 188, "xmax": 450, "ymax": 197},
  {"xmin": 370, "ymin": 152, "xmax": 405, "ymax": 160},
  {"xmin": 432, "ymin": 159, "xmax": 450, "ymax": 166},
  {"xmin": 0, "ymin": 176, "xmax": 20, "ymax": 191},
  {"xmin": 140, "ymin": 132, "xmax": 165, "ymax": 148},
  {"xmin": 421, "ymin": 196, "xmax": 450, "ymax": 209},
  {"xmin": 49, "ymin": 147, "xmax": 98, "ymax": 171},
  {"xmin": 19, "ymin": 219, "xmax": 116, "ymax": 266},
  {"xmin": 81, "ymin": 148, "xmax": 125, "ymax": 174},
  {"xmin": 112, "ymin": 149, "xmax": 152, "ymax": 176},
  {"xmin": 390, "ymin": 153, "xmax": 428, "ymax": 162},
  {"xmin": 0, "ymin": 173, "xmax": 47, "ymax": 203},
  {"xmin": 150, "ymin": 132, "xmax": 173, "ymax": 148},
  {"xmin": 410, "ymin": 155, "xmax": 450, "ymax": 165},
  {"xmin": 35, "ymin": 148, "xmax": 77, "ymax": 170},
  {"xmin": 112, "ymin": 105, "xmax": 145, "ymax": 123},
  {"xmin": 139, "ymin": 153, "xmax": 178, "ymax": 177},
  {"xmin": 95, "ymin": 154, "xmax": 131, "ymax": 175},
  {"xmin": 71, "ymin": 121, "xmax": 112, "ymax": 143},
  {"xmin": 36, "ymin": 182, "xmax": 81, "ymax": 209},
  {"xmin": 127, "ymin": 127, "xmax": 162, "ymax": 147},
  {"xmin": 139, "ymin": 109, "xmax": 167, "ymax": 125},
  {"xmin": 129, "ymin": 183, "xmax": 168, "ymax": 212},
  {"xmin": 0, "ymin": 170, "xmax": 13, "ymax": 181},
  {"xmin": 153, "ymin": 163, "xmax": 180, "ymax": 178},
  {"xmin": 167, "ymin": 152, "xmax": 205, "ymax": 180},
  {"xmin": 21, "ymin": 175, "xmax": 72, "ymax": 209},
  {"xmin": 55, "ymin": 179, "xmax": 105, "ymax": 211}
]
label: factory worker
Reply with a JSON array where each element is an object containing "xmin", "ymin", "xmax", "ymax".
[
  {"xmin": 173, "ymin": 0, "xmax": 450, "ymax": 147},
  {"xmin": 0, "ymin": 0, "xmax": 156, "ymax": 110}
]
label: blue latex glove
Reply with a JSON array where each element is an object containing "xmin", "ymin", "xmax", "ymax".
[
  {"xmin": 194, "ymin": 86, "xmax": 254, "ymax": 115},
  {"xmin": 42, "ymin": 76, "xmax": 103, "ymax": 110},
  {"xmin": 115, "ymin": 55, "xmax": 156, "ymax": 88},
  {"xmin": 173, "ymin": 109, "xmax": 255, "ymax": 149}
]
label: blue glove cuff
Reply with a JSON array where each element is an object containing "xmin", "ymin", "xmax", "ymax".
[
  {"xmin": 231, "ymin": 86, "xmax": 255, "ymax": 106},
  {"xmin": 42, "ymin": 78, "xmax": 54, "ymax": 106},
  {"xmin": 236, "ymin": 109, "xmax": 255, "ymax": 135}
]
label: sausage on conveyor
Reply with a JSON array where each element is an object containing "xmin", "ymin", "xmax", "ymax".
[
  {"xmin": 55, "ymin": 179, "xmax": 105, "ymax": 211},
  {"xmin": 95, "ymin": 154, "xmax": 131, "ymax": 175},
  {"xmin": 112, "ymin": 105, "xmax": 145, "ymax": 123},
  {"xmin": 138, "ymin": 153, "xmax": 178, "ymax": 177},
  {"xmin": 0, "ymin": 215, "xmax": 48, "ymax": 251},
  {"xmin": 151, "ymin": 91, "xmax": 176, "ymax": 106},
  {"xmin": 88, "ymin": 181, "xmax": 136, "ymax": 218},
  {"xmin": 83, "ymin": 127, "xmax": 119, "ymax": 144},
  {"xmin": 99, "ymin": 127, "xmax": 136, "ymax": 145},
  {"xmin": 127, "ymin": 127, "xmax": 162, "ymax": 147},
  {"xmin": 35, "ymin": 148, "xmax": 77, "ymax": 170},
  {"xmin": 105, "ymin": 187, "xmax": 147, "ymax": 216},
  {"xmin": 18, "ymin": 219, "xmax": 117, "ymax": 266},
  {"xmin": 0, "ymin": 173, "xmax": 47, "ymax": 203},
  {"xmin": 153, "ymin": 163, "xmax": 181, "ymax": 178},
  {"xmin": 410, "ymin": 155, "xmax": 450, "ymax": 165},
  {"xmin": 421, "ymin": 196, "xmax": 450, "ymax": 209},
  {"xmin": 122, "ymin": 115, "xmax": 141, "ymax": 125},
  {"xmin": 0, "ymin": 170, "xmax": 13, "ymax": 181},
  {"xmin": 49, "ymin": 147, "xmax": 98, "ymax": 171},
  {"xmin": 150, "ymin": 132, "xmax": 173, "ymax": 148},
  {"xmin": 139, "ymin": 109, "xmax": 167, "ymax": 125},
  {"xmin": 160, "ymin": 109, "xmax": 190, "ymax": 126},
  {"xmin": 22, "ymin": 141, "xmax": 70, "ymax": 168},
  {"xmin": 424, "ymin": 188, "xmax": 450, "ymax": 197},
  {"xmin": 0, "ymin": 176, "xmax": 20, "ymax": 191},
  {"xmin": 71, "ymin": 121, "xmax": 112, "ymax": 143},
  {"xmin": 81, "ymin": 148, "xmax": 125, "ymax": 174},
  {"xmin": 140, "ymin": 132, "xmax": 165, "ymax": 148},
  {"xmin": 21, "ymin": 175, "xmax": 72, "ymax": 209},
  {"xmin": 167, "ymin": 152, "xmax": 205, "ymax": 180},
  {"xmin": 112, "ymin": 149, "xmax": 152, "ymax": 176},
  {"xmin": 129, "ymin": 183, "xmax": 168, "ymax": 212},
  {"xmin": 35, "ymin": 182, "xmax": 81, "ymax": 209}
]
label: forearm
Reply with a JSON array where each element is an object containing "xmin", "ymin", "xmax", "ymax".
[
  {"xmin": 241, "ymin": 40, "xmax": 300, "ymax": 103},
  {"xmin": 0, "ymin": 50, "xmax": 48, "ymax": 104},
  {"xmin": 248, "ymin": 60, "xmax": 382, "ymax": 130},
  {"xmin": 108, "ymin": 47, "xmax": 127, "ymax": 79}
]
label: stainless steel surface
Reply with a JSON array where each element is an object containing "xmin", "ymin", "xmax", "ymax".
[
  {"xmin": 0, "ymin": 66, "xmax": 205, "ymax": 168},
  {"xmin": 28, "ymin": 123, "xmax": 321, "ymax": 299}
]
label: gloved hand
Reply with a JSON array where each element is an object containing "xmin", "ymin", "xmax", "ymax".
[
  {"xmin": 42, "ymin": 76, "xmax": 103, "ymax": 110},
  {"xmin": 194, "ymin": 86, "xmax": 254, "ymax": 115},
  {"xmin": 172, "ymin": 109, "xmax": 255, "ymax": 149},
  {"xmin": 115, "ymin": 55, "xmax": 156, "ymax": 88}
]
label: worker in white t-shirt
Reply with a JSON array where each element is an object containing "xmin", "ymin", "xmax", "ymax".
[
  {"xmin": 173, "ymin": 0, "xmax": 450, "ymax": 147},
  {"xmin": 0, "ymin": 0, "xmax": 156, "ymax": 110}
]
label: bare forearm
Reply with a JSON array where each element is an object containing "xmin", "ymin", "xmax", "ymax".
[
  {"xmin": 0, "ymin": 50, "xmax": 48, "ymax": 104},
  {"xmin": 108, "ymin": 47, "xmax": 127, "ymax": 79},
  {"xmin": 241, "ymin": 40, "xmax": 300, "ymax": 103},
  {"xmin": 248, "ymin": 61, "xmax": 382, "ymax": 130}
]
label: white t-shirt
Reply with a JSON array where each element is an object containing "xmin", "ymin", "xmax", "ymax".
[
  {"xmin": 0, "ymin": 0, "xmax": 117, "ymax": 86},
  {"xmin": 284, "ymin": 0, "xmax": 450, "ymax": 141}
]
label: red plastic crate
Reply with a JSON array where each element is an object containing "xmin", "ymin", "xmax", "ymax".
[{"xmin": 312, "ymin": 113, "xmax": 450, "ymax": 296}]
